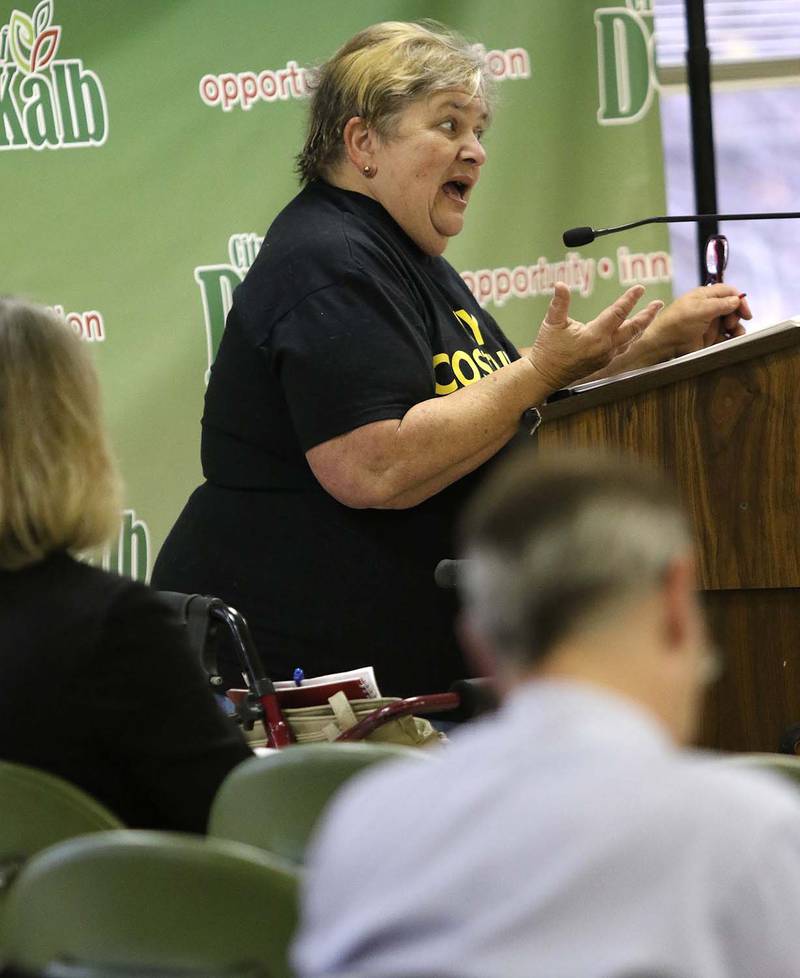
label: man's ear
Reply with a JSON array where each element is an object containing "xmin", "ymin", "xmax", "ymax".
[
  {"xmin": 456, "ymin": 612, "xmax": 500, "ymax": 681},
  {"xmin": 341, "ymin": 116, "xmax": 377, "ymax": 172},
  {"xmin": 662, "ymin": 554, "xmax": 696, "ymax": 651}
]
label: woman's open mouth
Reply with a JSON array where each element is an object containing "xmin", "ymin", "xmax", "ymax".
[{"xmin": 442, "ymin": 180, "xmax": 468, "ymax": 204}]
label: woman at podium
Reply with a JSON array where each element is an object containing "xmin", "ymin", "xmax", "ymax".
[{"xmin": 152, "ymin": 21, "xmax": 750, "ymax": 697}]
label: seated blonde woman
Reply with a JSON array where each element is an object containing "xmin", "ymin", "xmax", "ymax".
[{"xmin": 0, "ymin": 298, "xmax": 251, "ymax": 832}]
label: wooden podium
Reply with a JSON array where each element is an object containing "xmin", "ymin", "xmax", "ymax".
[{"xmin": 538, "ymin": 320, "xmax": 800, "ymax": 752}]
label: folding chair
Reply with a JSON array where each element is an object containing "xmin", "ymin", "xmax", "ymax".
[
  {"xmin": 209, "ymin": 742, "xmax": 428, "ymax": 865},
  {"xmin": 0, "ymin": 761, "xmax": 121, "ymax": 947},
  {"xmin": 721, "ymin": 751, "xmax": 800, "ymax": 788},
  {"xmin": 3, "ymin": 830, "xmax": 299, "ymax": 978}
]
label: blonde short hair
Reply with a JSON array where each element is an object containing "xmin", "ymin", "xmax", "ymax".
[
  {"xmin": 0, "ymin": 298, "xmax": 122, "ymax": 569},
  {"xmin": 296, "ymin": 20, "xmax": 492, "ymax": 184}
]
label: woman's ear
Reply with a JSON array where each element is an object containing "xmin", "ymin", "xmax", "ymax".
[{"xmin": 341, "ymin": 116, "xmax": 376, "ymax": 172}]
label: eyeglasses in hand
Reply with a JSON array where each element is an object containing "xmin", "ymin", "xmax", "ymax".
[{"xmin": 704, "ymin": 234, "xmax": 729, "ymax": 285}]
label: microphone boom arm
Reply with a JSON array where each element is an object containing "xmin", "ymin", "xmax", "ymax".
[{"xmin": 564, "ymin": 211, "xmax": 800, "ymax": 247}]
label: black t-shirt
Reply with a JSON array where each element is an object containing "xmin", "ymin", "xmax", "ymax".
[{"xmin": 155, "ymin": 181, "xmax": 521, "ymax": 697}]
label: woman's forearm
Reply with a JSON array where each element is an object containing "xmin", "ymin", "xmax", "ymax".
[
  {"xmin": 306, "ymin": 357, "xmax": 550, "ymax": 509},
  {"xmin": 376, "ymin": 427, "xmax": 517, "ymax": 510},
  {"xmin": 307, "ymin": 284, "xmax": 663, "ymax": 509}
]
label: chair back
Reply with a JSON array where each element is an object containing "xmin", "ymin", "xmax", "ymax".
[
  {"xmin": 0, "ymin": 761, "xmax": 121, "ymax": 943},
  {"xmin": 3, "ymin": 829, "xmax": 300, "ymax": 978},
  {"xmin": 209, "ymin": 742, "xmax": 426, "ymax": 865},
  {"xmin": 722, "ymin": 751, "xmax": 800, "ymax": 787}
]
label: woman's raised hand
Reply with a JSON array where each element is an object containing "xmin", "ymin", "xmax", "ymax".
[
  {"xmin": 646, "ymin": 284, "xmax": 752, "ymax": 358},
  {"xmin": 527, "ymin": 283, "xmax": 663, "ymax": 391}
]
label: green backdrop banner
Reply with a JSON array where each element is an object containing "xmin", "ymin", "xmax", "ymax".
[{"xmin": 1, "ymin": 0, "xmax": 672, "ymax": 581}]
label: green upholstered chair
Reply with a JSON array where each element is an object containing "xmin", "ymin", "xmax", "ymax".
[
  {"xmin": 3, "ymin": 829, "xmax": 300, "ymax": 978},
  {"xmin": 209, "ymin": 741, "xmax": 427, "ymax": 865},
  {"xmin": 721, "ymin": 752, "xmax": 800, "ymax": 787},
  {"xmin": 0, "ymin": 761, "xmax": 122, "ymax": 946}
]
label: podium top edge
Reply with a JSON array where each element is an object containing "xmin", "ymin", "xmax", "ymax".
[{"xmin": 541, "ymin": 319, "xmax": 800, "ymax": 421}]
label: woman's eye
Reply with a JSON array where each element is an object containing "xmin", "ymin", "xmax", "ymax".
[
  {"xmin": 475, "ymin": 129, "xmax": 485, "ymax": 143},
  {"xmin": 440, "ymin": 118, "xmax": 457, "ymax": 133}
]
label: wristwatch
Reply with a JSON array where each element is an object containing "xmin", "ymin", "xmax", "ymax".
[{"xmin": 521, "ymin": 406, "xmax": 542, "ymax": 436}]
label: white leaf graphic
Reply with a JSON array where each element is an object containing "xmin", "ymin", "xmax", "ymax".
[{"xmin": 32, "ymin": 0, "xmax": 54, "ymax": 36}]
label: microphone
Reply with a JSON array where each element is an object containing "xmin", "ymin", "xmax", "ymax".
[
  {"xmin": 434, "ymin": 559, "xmax": 465, "ymax": 590},
  {"xmin": 563, "ymin": 211, "xmax": 800, "ymax": 248}
]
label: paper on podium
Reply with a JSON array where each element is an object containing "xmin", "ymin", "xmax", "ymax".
[{"xmin": 272, "ymin": 666, "xmax": 381, "ymax": 709}]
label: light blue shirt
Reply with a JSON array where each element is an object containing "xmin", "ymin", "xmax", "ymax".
[{"xmin": 293, "ymin": 680, "xmax": 800, "ymax": 978}]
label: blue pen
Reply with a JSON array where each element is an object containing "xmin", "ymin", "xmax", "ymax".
[{"xmin": 293, "ymin": 667, "xmax": 304, "ymax": 687}]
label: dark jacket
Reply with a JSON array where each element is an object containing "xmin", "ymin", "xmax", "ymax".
[{"xmin": 0, "ymin": 552, "xmax": 251, "ymax": 832}]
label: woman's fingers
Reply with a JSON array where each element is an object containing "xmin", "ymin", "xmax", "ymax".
[
  {"xmin": 589, "ymin": 285, "xmax": 646, "ymax": 335},
  {"xmin": 738, "ymin": 295, "xmax": 753, "ymax": 320},
  {"xmin": 700, "ymin": 290, "xmax": 751, "ymax": 323},
  {"xmin": 716, "ymin": 294, "xmax": 746, "ymax": 315},
  {"xmin": 543, "ymin": 281, "xmax": 572, "ymax": 327},
  {"xmin": 703, "ymin": 283, "xmax": 740, "ymax": 298},
  {"xmin": 711, "ymin": 290, "xmax": 751, "ymax": 342},
  {"xmin": 719, "ymin": 311, "xmax": 747, "ymax": 340},
  {"xmin": 726, "ymin": 318, "xmax": 747, "ymax": 338},
  {"xmin": 614, "ymin": 300, "xmax": 664, "ymax": 349}
]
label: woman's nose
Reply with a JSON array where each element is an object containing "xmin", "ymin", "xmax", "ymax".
[{"xmin": 459, "ymin": 133, "xmax": 487, "ymax": 167}]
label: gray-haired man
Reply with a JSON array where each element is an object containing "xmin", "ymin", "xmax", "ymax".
[{"xmin": 293, "ymin": 451, "xmax": 800, "ymax": 978}]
